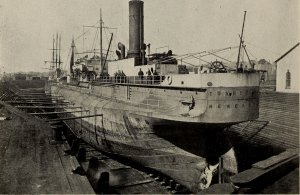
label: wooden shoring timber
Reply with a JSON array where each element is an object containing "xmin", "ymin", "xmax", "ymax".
[
  {"xmin": 29, "ymin": 110, "xmax": 89, "ymax": 115},
  {"xmin": 5, "ymin": 101, "xmax": 69, "ymax": 105},
  {"xmin": 16, "ymin": 93, "xmax": 51, "ymax": 96},
  {"xmin": 16, "ymin": 97, "xmax": 64, "ymax": 100},
  {"xmin": 19, "ymin": 100, "xmax": 69, "ymax": 103},
  {"xmin": 15, "ymin": 106, "xmax": 82, "ymax": 109},
  {"xmin": 17, "ymin": 94, "xmax": 63, "ymax": 97},
  {"xmin": 46, "ymin": 114, "xmax": 103, "ymax": 122},
  {"xmin": 17, "ymin": 93, "xmax": 50, "ymax": 95}
]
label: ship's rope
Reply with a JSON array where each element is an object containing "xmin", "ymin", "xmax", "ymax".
[
  {"xmin": 62, "ymin": 47, "xmax": 71, "ymax": 73},
  {"xmin": 244, "ymin": 41, "xmax": 281, "ymax": 60},
  {"xmin": 154, "ymin": 46, "xmax": 239, "ymax": 66},
  {"xmin": 75, "ymin": 21, "xmax": 100, "ymax": 41},
  {"xmin": 245, "ymin": 47, "xmax": 258, "ymax": 61},
  {"xmin": 90, "ymin": 28, "xmax": 99, "ymax": 53}
]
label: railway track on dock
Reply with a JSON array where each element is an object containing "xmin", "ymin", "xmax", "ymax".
[{"xmin": 3, "ymin": 87, "xmax": 189, "ymax": 194}]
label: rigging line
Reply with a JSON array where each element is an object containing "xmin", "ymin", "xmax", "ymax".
[
  {"xmin": 184, "ymin": 46, "xmax": 239, "ymax": 60},
  {"xmin": 181, "ymin": 60, "xmax": 197, "ymax": 67},
  {"xmin": 244, "ymin": 41, "xmax": 281, "ymax": 56},
  {"xmin": 188, "ymin": 54, "xmax": 211, "ymax": 64},
  {"xmin": 207, "ymin": 51, "xmax": 232, "ymax": 62},
  {"xmin": 225, "ymin": 50, "xmax": 238, "ymax": 61},
  {"xmin": 75, "ymin": 20, "xmax": 100, "ymax": 41},
  {"xmin": 245, "ymin": 47, "xmax": 257, "ymax": 60},
  {"xmin": 63, "ymin": 48, "xmax": 71, "ymax": 71},
  {"xmin": 91, "ymin": 28, "xmax": 99, "ymax": 52},
  {"xmin": 104, "ymin": 26, "xmax": 110, "ymax": 45},
  {"xmin": 155, "ymin": 46, "xmax": 239, "ymax": 65},
  {"xmin": 60, "ymin": 46, "xmax": 70, "ymax": 72}
]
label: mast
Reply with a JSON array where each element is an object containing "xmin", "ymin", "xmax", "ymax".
[
  {"xmin": 56, "ymin": 33, "xmax": 58, "ymax": 69},
  {"xmin": 83, "ymin": 26, "xmax": 85, "ymax": 52},
  {"xmin": 100, "ymin": 9, "xmax": 103, "ymax": 70},
  {"xmin": 236, "ymin": 11, "xmax": 247, "ymax": 70},
  {"xmin": 70, "ymin": 38, "xmax": 75, "ymax": 77},
  {"xmin": 59, "ymin": 34, "xmax": 61, "ymax": 69},
  {"xmin": 52, "ymin": 35, "xmax": 55, "ymax": 71}
]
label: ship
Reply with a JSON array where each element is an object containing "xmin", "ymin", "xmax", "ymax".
[{"xmin": 49, "ymin": 0, "xmax": 260, "ymax": 192}]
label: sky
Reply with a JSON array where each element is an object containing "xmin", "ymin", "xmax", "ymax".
[{"xmin": 0, "ymin": 0, "xmax": 299, "ymax": 73}]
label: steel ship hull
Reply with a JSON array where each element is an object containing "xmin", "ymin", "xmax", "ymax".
[{"xmin": 49, "ymin": 75, "xmax": 259, "ymax": 192}]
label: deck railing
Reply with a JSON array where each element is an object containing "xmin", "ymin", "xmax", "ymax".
[
  {"xmin": 94, "ymin": 75, "xmax": 165, "ymax": 86},
  {"xmin": 50, "ymin": 75, "xmax": 166, "ymax": 87}
]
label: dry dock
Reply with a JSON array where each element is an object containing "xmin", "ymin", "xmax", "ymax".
[
  {"xmin": 0, "ymin": 101, "xmax": 94, "ymax": 193},
  {"xmin": 0, "ymin": 82, "xmax": 174, "ymax": 194},
  {"xmin": 0, "ymin": 80, "xmax": 299, "ymax": 194}
]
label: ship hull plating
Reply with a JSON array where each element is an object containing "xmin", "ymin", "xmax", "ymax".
[{"xmin": 50, "ymin": 82, "xmax": 257, "ymax": 191}]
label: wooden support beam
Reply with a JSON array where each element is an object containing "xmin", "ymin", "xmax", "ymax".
[
  {"xmin": 16, "ymin": 97, "xmax": 63, "ymax": 100},
  {"xmin": 17, "ymin": 94, "xmax": 63, "ymax": 97},
  {"xmin": 15, "ymin": 106, "xmax": 81, "ymax": 109},
  {"xmin": 46, "ymin": 114, "xmax": 103, "ymax": 122},
  {"xmin": 5, "ymin": 101, "xmax": 68, "ymax": 105},
  {"xmin": 29, "ymin": 110, "xmax": 89, "ymax": 115},
  {"xmin": 16, "ymin": 101, "xmax": 69, "ymax": 103},
  {"xmin": 16, "ymin": 93, "xmax": 50, "ymax": 95}
]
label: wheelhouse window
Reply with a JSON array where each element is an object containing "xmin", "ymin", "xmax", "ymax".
[{"xmin": 286, "ymin": 69, "xmax": 291, "ymax": 89}]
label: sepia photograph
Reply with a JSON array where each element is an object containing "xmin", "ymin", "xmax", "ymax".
[{"xmin": 0, "ymin": 0, "xmax": 299, "ymax": 194}]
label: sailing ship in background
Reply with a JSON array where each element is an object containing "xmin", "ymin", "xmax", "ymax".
[
  {"xmin": 44, "ymin": 33, "xmax": 64, "ymax": 80},
  {"xmin": 48, "ymin": 0, "xmax": 260, "ymax": 192}
]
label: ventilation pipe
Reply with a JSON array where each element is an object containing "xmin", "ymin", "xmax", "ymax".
[
  {"xmin": 118, "ymin": 42, "xmax": 126, "ymax": 59},
  {"xmin": 116, "ymin": 50, "xmax": 121, "ymax": 60}
]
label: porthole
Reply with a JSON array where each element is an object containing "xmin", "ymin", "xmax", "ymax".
[
  {"xmin": 180, "ymin": 91, "xmax": 182, "ymax": 94},
  {"xmin": 196, "ymin": 92, "xmax": 198, "ymax": 95},
  {"xmin": 218, "ymin": 104, "xmax": 221, "ymax": 108},
  {"xmin": 207, "ymin": 82, "xmax": 213, "ymax": 86},
  {"xmin": 229, "ymin": 92, "xmax": 232, "ymax": 96},
  {"xmin": 227, "ymin": 105, "xmax": 230, "ymax": 108},
  {"xmin": 181, "ymin": 81, "xmax": 184, "ymax": 85},
  {"xmin": 209, "ymin": 105, "xmax": 213, "ymax": 109}
]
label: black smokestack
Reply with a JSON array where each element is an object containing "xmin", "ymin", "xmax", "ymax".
[{"xmin": 128, "ymin": 0, "xmax": 144, "ymax": 65}]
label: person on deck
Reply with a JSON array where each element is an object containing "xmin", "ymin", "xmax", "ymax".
[
  {"xmin": 138, "ymin": 68, "xmax": 144, "ymax": 84},
  {"xmin": 147, "ymin": 69, "xmax": 152, "ymax": 84},
  {"xmin": 153, "ymin": 69, "xmax": 159, "ymax": 83}
]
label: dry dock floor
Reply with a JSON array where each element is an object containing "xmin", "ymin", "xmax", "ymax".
[{"xmin": 0, "ymin": 101, "xmax": 94, "ymax": 193}]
